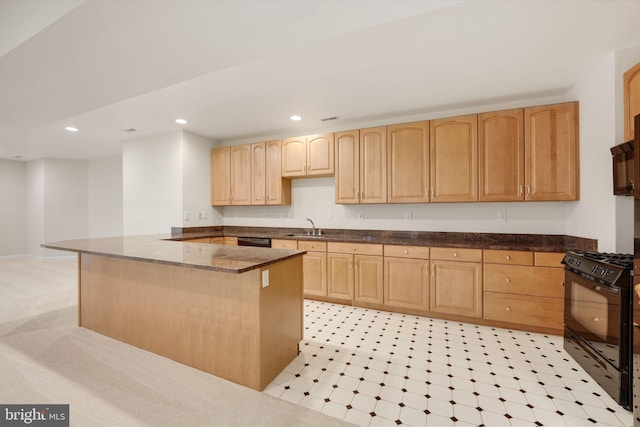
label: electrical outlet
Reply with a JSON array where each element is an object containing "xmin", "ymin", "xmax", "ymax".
[
  {"xmin": 184, "ymin": 211, "xmax": 190, "ymax": 221},
  {"xmin": 357, "ymin": 212, "xmax": 364, "ymax": 220},
  {"xmin": 265, "ymin": 212, "xmax": 270, "ymax": 219},
  {"xmin": 497, "ymin": 211, "xmax": 507, "ymax": 222},
  {"xmin": 404, "ymin": 211, "xmax": 412, "ymax": 221}
]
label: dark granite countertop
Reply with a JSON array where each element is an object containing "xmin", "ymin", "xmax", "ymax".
[
  {"xmin": 171, "ymin": 226, "xmax": 597, "ymax": 253},
  {"xmin": 42, "ymin": 234, "xmax": 306, "ymax": 274}
]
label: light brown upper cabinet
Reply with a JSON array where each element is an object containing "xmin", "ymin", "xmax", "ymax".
[
  {"xmin": 387, "ymin": 121, "xmax": 430, "ymax": 203},
  {"xmin": 251, "ymin": 142, "xmax": 266, "ymax": 205},
  {"xmin": 211, "ymin": 146, "xmax": 231, "ymax": 206},
  {"xmin": 251, "ymin": 140, "xmax": 291, "ymax": 205},
  {"xmin": 335, "ymin": 130, "xmax": 360, "ymax": 204},
  {"xmin": 524, "ymin": 102, "xmax": 579, "ymax": 201},
  {"xmin": 360, "ymin": 127, "xmax": 387, "ymax": 203},
  {"xmin": 265, "ymin": 140, "xmax": 291, "ymax": 205},
  {"xmin": 281, "ymin": 133, "xmax": 334, "ymax": 177},
  {"xmin": 430, "ymin": 114, "xmax": 478, "ymax": 202},
  {"xmin": 624, "ymin": 62, "xmax": 640, "ymax": 142},
  {"xmin": 211, "ymin": 144, "xmax": 252, "ymax": 206},
  {"xmin": 229, "ymin": 144, "xmax": 252, "ymax": 205},
  {"xmin": 479, "ymin": 109, "xmax": 525, "ymax": 201}
]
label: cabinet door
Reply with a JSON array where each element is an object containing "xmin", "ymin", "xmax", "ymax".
[
  {"xmin": 430, "ymin": 114, "xmax": 478, "ymax": 202},
  {"xmin": 327, "ymin": 253, "xmax": 354, "ymax": 300},
  {"xmin": 384, "ymin": 257, "xmax": 429, "ymax": 311},
  {"xmin": 387, "ymin": 121, "xmax": 429, "ymax": 203},
  {"xmin": 335, "ymin": 130, "xmax": 360, "ymax": 204},
  {"xmin": 230, "ymin": 144, "xmax": 252, "ymax": 205},
  {"xmin": 251, "ymin": 142, "xmax": 266, "ymax": 205},
  {"xmin": 265, "ymin": 140, "xmax": 291, "ymax": 205},
  {"xmin": 210, "ymin": 147, "xmax": 231, "ymax": 206},
  {"xmin": 303, "ymin": 252, "xmax": 327, "ymax": 297},
  {"xmin": 479, "ymin": 109, "xmax": 525, "ymax": 201},
  {"xmin": 360, "ymin": 126, "xmax": 387, "ymax": 204},
  {"xmin": 281, "ymin": 137, "xmax": 306, "ymax": 177},
  {"xmin": 430, "ymin": 260, "xmax": 482, "ymax": 318},
  {"xmin": 354, "ymin": 255, "xmax": 383, "ymax": 304},
  {"xmin": 524, "ymin": 102, "xmax": 579, "ymax": 201},
  {"xmin": 624, "ymin": 62, "xmax": 640, "ymax": 142},
  {"xmin": 307, "ymin": 133, "xmax": 335, "ymax": 176}
]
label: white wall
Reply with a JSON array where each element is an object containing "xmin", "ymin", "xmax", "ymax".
[
  {"xmin": 182, "ymin": 131, "xmax": 221, "ymax": 226},
  {"xmin": 42, "ymin": 159, "xmax": 89, "ymax": 256},
  {"xmin": 123, "ymin": 130, "xmax": 218, "ymax": 234},
  {"xmin": 88, "ymin": 155, "xmax": 123, "ymax": 237},
  {"xmin": 0, "ymin": 160, "xmax": 27, "ymax": 256},
  {"xmin": 26, "ymin": 160, "xmax": 45, "ymax": 256},
  {"xmin": 565, "ymin": 53, "xmax": 618, "ymax": 252}
]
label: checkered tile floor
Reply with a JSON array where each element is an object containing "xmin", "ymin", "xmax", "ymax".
[{"xmin": 264, "ymin": 300, "xmax": 633, "ymax": 426}]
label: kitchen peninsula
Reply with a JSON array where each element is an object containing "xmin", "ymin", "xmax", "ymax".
[{"xmin": 43, "ymin": 235, "xmax": 305, "ymax": 391}]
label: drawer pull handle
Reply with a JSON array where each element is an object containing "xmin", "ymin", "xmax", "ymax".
[
  {"xmin": 505, "ymin": 306, "xmax": 511, "ymax": 311},
  {"xmin": 506, "ymin": 255, "xmax": 511, "ymax": 260},
  {"xmin": 593, "ymin": 317, "xmax": 599, "ymax": 322},
  {"xmin": 453, "ymin": 252, "xmax": 459, "ymax": 257},
  {"xmin": 505, "ymin": 277, "xmax": 511, "ymax": 283}
]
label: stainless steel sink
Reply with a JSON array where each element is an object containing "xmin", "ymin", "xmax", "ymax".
[{"xmin": 285, "ymin": 233, "xmax": 325, "ymax": 239}]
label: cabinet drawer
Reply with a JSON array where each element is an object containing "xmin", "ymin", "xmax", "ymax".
[
  {"xmin": 483, "ymin": 264, "xmax": 564, "ymax": 298},
  {"xmin": 484, "ymin": 292, "xmax": 563, "ymax": 330},
  {"xmin": 210, "ymin": 237, "xmax": 224, "ymax": 244},
  {"xmin": 298, "ymin": 240, "xmax": 327, "ymax": 252},
  {"xmin": 328, "ymin": 242, "xmax": 383, "ymax": 256},
  {"xmin": 384, "ymin": 245, "xmax": 429, "ymax": 259},
  {"xmin": 483, "ymin": 250, "xmax": 532, "ymax": 265},
  {"xmin": 534, "ymin": 252, "xmax": 565, "ymax": 267},
  {"xmin": 272, "ymin": 239, "xmax": 297, "ymax": 249},
  {"xmin": 224, "ymin": 236, "xmax": 238, "ymax": 245},
  {"xmin": 430, "ymin": 247, "xmax": 482, "ymax": 262}
]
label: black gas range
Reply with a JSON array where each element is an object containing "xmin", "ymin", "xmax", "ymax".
[{"xmin": 563, "ymin": 251, "xmax": 634, "ymax": 409}]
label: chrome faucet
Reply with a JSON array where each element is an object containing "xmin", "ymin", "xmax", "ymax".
[{"xmin": 305, "ymin": 218, "xmax": 317, "ymax": 235}]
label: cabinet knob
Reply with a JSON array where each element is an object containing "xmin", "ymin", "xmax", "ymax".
[
  {"xmin": 353, "ymin": 247, "xmax": 357, "ymax": 252},
  {"xmin": 505, "ymin": 306, "xmax": 511, "ymax": 311},
  {"xmin": 506, "ymin": 277, "xmax": 511, "ymax": 283},
  {"xmin": 403, "ymin": 249, "xmax": 408, "ymax": 254},
  {"xmin": 506, "ymin": 255, "xmax": 511, "ymax": 260},
  {"xmin": 453, "ymin": 252, "xmax": 459, "ymax": 257},
  {"xmin": 593, "ymin": 317, "xmax": 599, "ymax": 322}
]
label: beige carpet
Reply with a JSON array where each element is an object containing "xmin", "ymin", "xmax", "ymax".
[{"xmin": 0, "ymin": 256, "xmax": 353, "ymax": 427}]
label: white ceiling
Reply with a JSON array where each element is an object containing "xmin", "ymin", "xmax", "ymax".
[{"xmin": 1, "ymin": 0, "xmax": 639, "ymax": 161}]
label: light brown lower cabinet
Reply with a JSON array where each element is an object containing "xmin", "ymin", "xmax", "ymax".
[
  {"xmin": 327, "ymin": 242, "xmax": 383, "ymax": 303},
  {"xmin": 429, "ymin": 247, "xmax": 483, "ymax": 318},
  {"xmin": 299, "ymin": 241, "xmax": 328, "ymax": 297},
  {"xmin": 383, "ymin": 245, "xmax": 430, "ymax": 311},
  {"xmin": 482, "ymin": 250, "xmax": 564, "ymax": 331}
]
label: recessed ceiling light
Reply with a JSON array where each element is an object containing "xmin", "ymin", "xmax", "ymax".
[
  {"xmin": 175, "ymin": 118, "xmax": 187, "ymax": 125},
  {"xmin": 290, "ymin": 115, "xmax": 302, "ymax": 121},
  {"xmin": 65, "ymin": 126, "xmax": 79, "ymax": 132}
]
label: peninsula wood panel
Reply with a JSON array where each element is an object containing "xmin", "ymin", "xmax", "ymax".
[
  {"xmin": 430, "ymin": 114, "xmax": 478, "ymax": 202},
  {"xmin": 524, "ymin": 102, "xmax": 579, "ymax": 201},
  {"xmin": 387, "ymin": 121, "xmax": 429, "ymax": 203},
  {"xmin": 79, "ymin": 253, "xmax": 302, "ymax": 391},
  {"xmin": 478, "ymin": 109, "xmax": 525, "ymax": 201}
]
